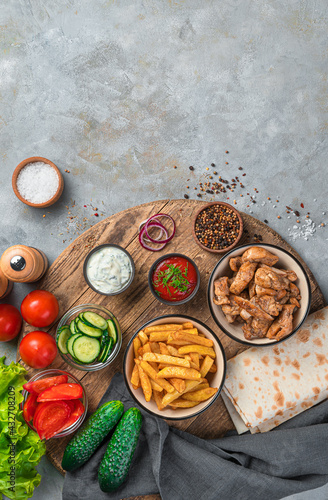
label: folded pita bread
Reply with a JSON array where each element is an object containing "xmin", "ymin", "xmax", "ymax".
[{"xmin": 222, "ymin": 306, "xmax": 328, "ymax": 433}]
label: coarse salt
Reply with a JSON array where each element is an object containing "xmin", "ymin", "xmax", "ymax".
[{"xmin": 16, "ymin": 162, "xmax": 59, "ymax": 204}]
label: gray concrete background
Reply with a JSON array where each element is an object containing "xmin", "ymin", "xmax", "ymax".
[{"xmin": 0, "ymin": 0, "xmax": 327, "ymax": 498}]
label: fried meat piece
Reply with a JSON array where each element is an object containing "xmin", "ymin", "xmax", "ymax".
[
  {"xmin": 213, "ymin": 277, "xmax": 230, "ymax": 305},
  {"xmin": 266, "ymin": 304, "xmax": 296, "ymax": 340},
  {"xmin": 229, "ymin": 262, "xmax": 257, "ymax": 295},
  {"xmin": 251, "ymin": 318, "xmax": 272, "ymax": 338},
  {"xmin": 229, "ymin": 256, "xmax": 242, "ymax": 272},
  {"xmin": 259, "ymin": 264, "xmax": 298, "ymax": 282},
  {"xmin": 249, "ymin": 279, "xmax": 256, "ymax": 299},
  {"xmin": 233, "ymin": 295, "xmax": 273, "ymax": 321},
  {"xmin": 289, "ymin": 297, "xmax": 300, "ymax": 308},
  {"xmin": 289, "ymin": 282, "xmax": 301, "ymax": 299},
  {"xmin": 252, "ymin": 295, "xmax": 282, "ymax": 317},
  {"xmin": 242, "ymin": 247, "xmax": 279, "ymax": 266},
  {"xmin": 254, "ymin": 267, "xmax": 290, "ymax": 291}
]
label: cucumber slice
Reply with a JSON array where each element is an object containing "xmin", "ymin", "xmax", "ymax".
[
  {"xmin": 99, "ymin": 337, "xmax": 113, "ymax": 363},
  {"xmin": 76, "ymin": 320, "xmax": 103, "ymax": 338},
  {"xmin": 57, "ymin": 327, "xmax": 71, "ymax": 354},
  {"xmin": 69, "ymin": 320, "xmax": 77, "ymax": 335},
  {"xmin": 82, "ymin": 311, "xmax": 107, "ymax": 330},
  {"xmin": 72, "ymin": 335, "xmax": 101, "ymax": 364},
  {"xmin": 107, "ymin": 319, "xmax": 117, "ymax": 344},
  {"xmin": 67, "ymin": 334, "xmax": 82, "ymax": 357}
]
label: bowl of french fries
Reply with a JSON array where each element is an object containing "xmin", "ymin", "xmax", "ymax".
[
  {"xmin": 208, "ymin": 243, "xmax": 311, "ymax": 346},
  {"xmin": 123, "ymin": 315, "xmax": 226, "ymax": 419}
]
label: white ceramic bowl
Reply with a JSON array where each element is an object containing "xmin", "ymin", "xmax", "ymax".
[
  {"xmin": 208, "ymin": 243, "xmax": 311, "ymax": 346},
  {"xmin": 123, "ymin": 314, "xmax": 226, "ymax": 420}
]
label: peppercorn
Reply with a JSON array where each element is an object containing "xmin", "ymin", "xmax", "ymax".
[
  {"xmin": 189, "ymin": 166, "xmax": 194, "ymax": 170},
  {"xmin": 184, "ymin": 194, "xmax": 189, "ymax": 199},
  {"xmin": 211, "ymin": 163, "xmax": 215, "ymax": 167}
]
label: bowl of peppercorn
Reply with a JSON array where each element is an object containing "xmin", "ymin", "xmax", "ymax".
[{"xmin": 193, "ymin": 202, "xmax": 243, "ymax": 254}]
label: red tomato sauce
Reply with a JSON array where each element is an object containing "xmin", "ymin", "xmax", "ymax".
[{"xmin": 152, "ymin": 256, "xmax": 198, "ymax": 302}]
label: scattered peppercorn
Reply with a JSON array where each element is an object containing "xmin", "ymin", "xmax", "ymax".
[
  {"xmin": 238, "ymin": 167, "xmax": 242, "ymax": 170},
  {"xmin": 296, "ymin": 219, "xmax": 300, "ymax": 223},
  {"xmin": 184, "ymin": 194, "xmax": 189, "ymax": 199},
  {"xmin": 277, "ymin": 215, "xmax": 281, "ymax": 219},
  {"xmin": 189, "ymin": 166, "xmax": 194, "ymax": 170},
  {"xmin": 225, "ymin": 151, "xmax": 229, "ymax": 154},
  {"xmin": 194, "ymin": 205, "xmax": 240, "ymax": 250},
  {"xmin": 211, "ymin": 163, "xmax": 215, "ymax": 167},
  {"xmin": 206, "ymin": 167, "xmax": 209, "ymax": 171},
  {"xmin": 197, "ymin": 193, "xmax": 202, "ymax": 197},
  {"xmin": 264, "ymin": 219, "xmax": 268, "ymax": 223},
  {"xmin": 225, "ymin": 162, "xmax": 228, "ymax": 165},
  {"xmin": 174, "ymin": 166, "xmax": 177, "ymax": 169},
  {"xmin": 294, "ymin": 210, "xmax": 300, "ymax": 217}
]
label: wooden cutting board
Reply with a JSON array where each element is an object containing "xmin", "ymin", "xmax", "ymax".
[{"xmin": 17, "ymin": 199, "xmax": 325, "ymax": 498}]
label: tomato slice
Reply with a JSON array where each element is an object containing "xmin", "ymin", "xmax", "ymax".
[
  {"xmin": 59, "ymin": 400, "xmax": 85, "ymax": 432},
  {"xmin": 23, "ymin": 375, "xmax": 68, "ymax": 394},
  {"xmin": 23, "ymin": 393, "xmax": 38, "ymax": 422},
  {"xmin": 34, "ymin": 401, "xmax": 71, "ymax": 440},
  {"xmin": 37, "ymin": 383, "xmax": 83, "ymax": 402}
]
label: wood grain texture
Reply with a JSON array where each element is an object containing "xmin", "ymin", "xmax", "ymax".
[{"xmin": 17, "ymin": 199, "xmax": 326, "ymax": 498}]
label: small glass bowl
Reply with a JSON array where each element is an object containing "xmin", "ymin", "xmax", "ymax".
[
  {"xmin": 56, "ymin": 303, "xmax": 122, "ymax": 371},
  {"xmin": 21, "ymin": 368, "xmax": 88, "ymax": 439}
]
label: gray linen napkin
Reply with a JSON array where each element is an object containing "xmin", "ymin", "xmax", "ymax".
[{"xmin": 62, "ymin": 373, "xmax": 328, "ymax": 500}]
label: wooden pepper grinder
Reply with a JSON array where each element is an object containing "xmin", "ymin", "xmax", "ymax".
[
  {"xmin": 0, "ymin": 245, "xmax": 48, "ymax": 283},
  {"xmin": 0, "ymin": 267, "xmax": 14, "ymax": 298}
]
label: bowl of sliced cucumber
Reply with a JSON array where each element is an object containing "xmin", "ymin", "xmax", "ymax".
[{"xmin": 56, "ymin": 304, "xmax": 122, "ymax": 371}]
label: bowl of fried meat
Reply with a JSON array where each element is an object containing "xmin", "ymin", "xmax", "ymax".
[{"xmin": 208, "ymin": 244, "xmax": 311, "ymax": 346}]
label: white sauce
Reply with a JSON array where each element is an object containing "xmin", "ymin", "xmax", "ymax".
[{"xmin": 86, "ymin": 246, "xmax": 132, "ymax": 293}]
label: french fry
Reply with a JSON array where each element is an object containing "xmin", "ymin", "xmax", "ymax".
[
  {"xmin": 140, "ymin": 360, "xmax": 175, "ymax": 393},
  {"xmin": 150, "ymin": 378, "xmax": 164, "ymax": 392},
  {"xmin": 190, "ymin": 352, "xmax": 200, "ymax": 369},
  {"xmin": 150, "ymin": 342, "xmax": 161, "ymax": 354},
  {"xmin": 153, "ymin": 389, "xmax": 165, "ymax": 410},
  {"xmin": 159, "ymin": 342, "xmax": 170, "ymax": 355},
  {"xmin": 184, "ymin": 355, "xmax": 199, "ymax": 370},
  {"xmin": 133, "ymin": 337, "xmax": 141, "ymax": 358},
  {"xmin": 144, "ymin": 324, "xmax": 183, "ymax": 333},
  {"xmin": 149, "ymin": 332, "xmax": 170, "ymax": 342},
  {"xmin": 138, "ymin": 346, "xmax": 144, "ymax": 357},
  {"xmin": 182, "ymin": 387, "xmax": 218, "ymax": 402},
  {"xmin": 169, "ymin": 332, "xmax": 213, "ymax": 347},
  {"xmin": 166, "ymin": 345, "xmax": 180, "ymax": 357},
  {"xmin": 156, "ymin": 366, "xmax": 201, "ymax": 380},
  {"xmin": 162, "ymin": 379, "xmax": 205, "ymax": 406},
  {"xmin": 143, "ymin": 342, "xmax": 152, "ymax": 354},
  {"xmin": 208, "ymin": 363, "xmax": 217, "ymax": 373},
  {"xmin": 169, "ymin": 399, "xmax": 199, "ymax": 408},
  {"xmin": 182, "ymin": 322, "xmax": 194, "ymax": 329},
  {"xmin": 200, "ymin": 355, "xmax": 215, "ymax": 377},
  {"xmin": 136, "ymin": 362, "xmax": 152, "ymax": 402},
  {"xmin": 138, "ymin": 330, "xmax": 149, "ymax": 346},
  {"xmin": 178, "ymin": 345, "xmax": 216, "ymax": 358},
  {"xmin": 143, "ymin": 352, "xmax": 190, "ymax": 368},
  {"xmin": 169, "ymin": 378, "xmax": 185, "ymax": 393},
  {"xmin": 131, "ymin": 363, "xmax": 140, "ymax": 390},
  {"xmin": 188, "ymin": 381, "xmax": 209, "ymax": 392}
]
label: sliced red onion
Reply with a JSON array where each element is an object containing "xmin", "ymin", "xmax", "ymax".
[
  {"xmin": 138, "ymin": 218, "xmax": 166, "ymax": 243},
  {"xmin": 139, "ymin": 223, "xmax": 168, "ymax": 251},
  {"xmin": 144, "ymin": 214, "xmax": 176, "ymax": 244}
]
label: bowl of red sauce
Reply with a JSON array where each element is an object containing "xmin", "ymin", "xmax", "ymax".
[{"xmin": 148, "ymin": 253, "xmax": 200, "ymax": 305}]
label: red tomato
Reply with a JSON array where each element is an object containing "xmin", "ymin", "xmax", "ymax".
[
  {"xmin": 23, "ymin": 375, "xmax": 68, "ymax": 394},
  {"xmin": 34, "ymin": 401, "xmax": 71, "ymax": 440},
  {"xmin": 19, "ymin": 331, "xmax": 57, "ymax": 369},
  {"xmin": 0, "ymin": 304, "xmax": 22, "ymax": 342},
  {"xmin": 37, "ymin": 383, "xmax": 83, "ymax": 402},
  {"xmin": 21, "ymin": 290, "xmax": 59, "ymax": 328},
  {"xmin": 23, "ymin": 393, "xmax": 38, "ymax": 422},
  {"xmin": 59, "ymin": 400, "xmax": 84, "ymax": 431}
]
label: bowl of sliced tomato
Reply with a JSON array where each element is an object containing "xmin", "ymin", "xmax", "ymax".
[{"xmin": 22, "ymin": 369, "xmax": 87, "ymax": 440}]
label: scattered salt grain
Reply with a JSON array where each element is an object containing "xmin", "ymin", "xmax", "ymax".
[
  {"xmin": 288, "ymin": 218, "xmax": 316, "ymax": 241},
  {"xmin": 16, "ymin": 162, "xmax": 59, "ymax": 204}
]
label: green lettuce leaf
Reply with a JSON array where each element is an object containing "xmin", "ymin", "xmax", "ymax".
[{"xmin": 0, "ymin": 356, "xmax": 46, "ymax": 500}]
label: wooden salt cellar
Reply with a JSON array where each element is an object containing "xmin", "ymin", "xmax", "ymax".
[
  {"xmin": 0, "ymin": 245, "xmax": 48, "ymax": 283},
  {"xmin": 0, "ymin": 267, "xmax": 13, "ymax": 298}
]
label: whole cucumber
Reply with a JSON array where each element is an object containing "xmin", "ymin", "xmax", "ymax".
[
  {"xmin": 62, "ymin": 400, "xmax": 124, "ymax": 471},
  {"xmin": 98, "ymin": 407, "xmax": 142, "ymax": 492}
]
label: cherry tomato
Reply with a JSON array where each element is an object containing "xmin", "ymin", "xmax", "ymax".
[
  {"xmin": 23, "ymin": 393, "xmax": 38, "ymax": 422},
  {"xmin": 0, "ymin": 304, "xmax": 22, "ymax": 342},
  {"xmin": 37, "ymin": 383, "xmax": 83, "ymax": 402},
  {"xmin": 21, "ymin": 290, "xmax": 59, "ymax": 328},
  {"xmin": 23, "ymin": 375, "xmax": 68, "ymax": 394},
  {"xmin": 19, "ymin": 331, "xmax": 57, "ymax": 369},
  {"xmin": 60, "ymin": 400, "xmax": 84, "ymax": 431},
  {"xmin": 34, "ymin": 401, "xmax": 71, "ymax": 440}
]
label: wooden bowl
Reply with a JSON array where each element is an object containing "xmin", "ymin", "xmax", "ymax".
[
  {"xmin": 208, "ymin": 243, "xmax": 311, "ymax": 347},
  {"xmin": 12, "ymin": 157, "xmax": 64, "ymax": 208},
  {"xmin": 192, "ymin": 202, "xmax": 243, "ymax": 254},
  {"xmin": 123, "ymin": 314, "xmax": 226, "ymax": 420}
]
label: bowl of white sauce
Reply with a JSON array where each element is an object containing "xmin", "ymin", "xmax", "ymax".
[{"xmin": 83, "ymin": 244, "xmax": 135, "ymax": 296}]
